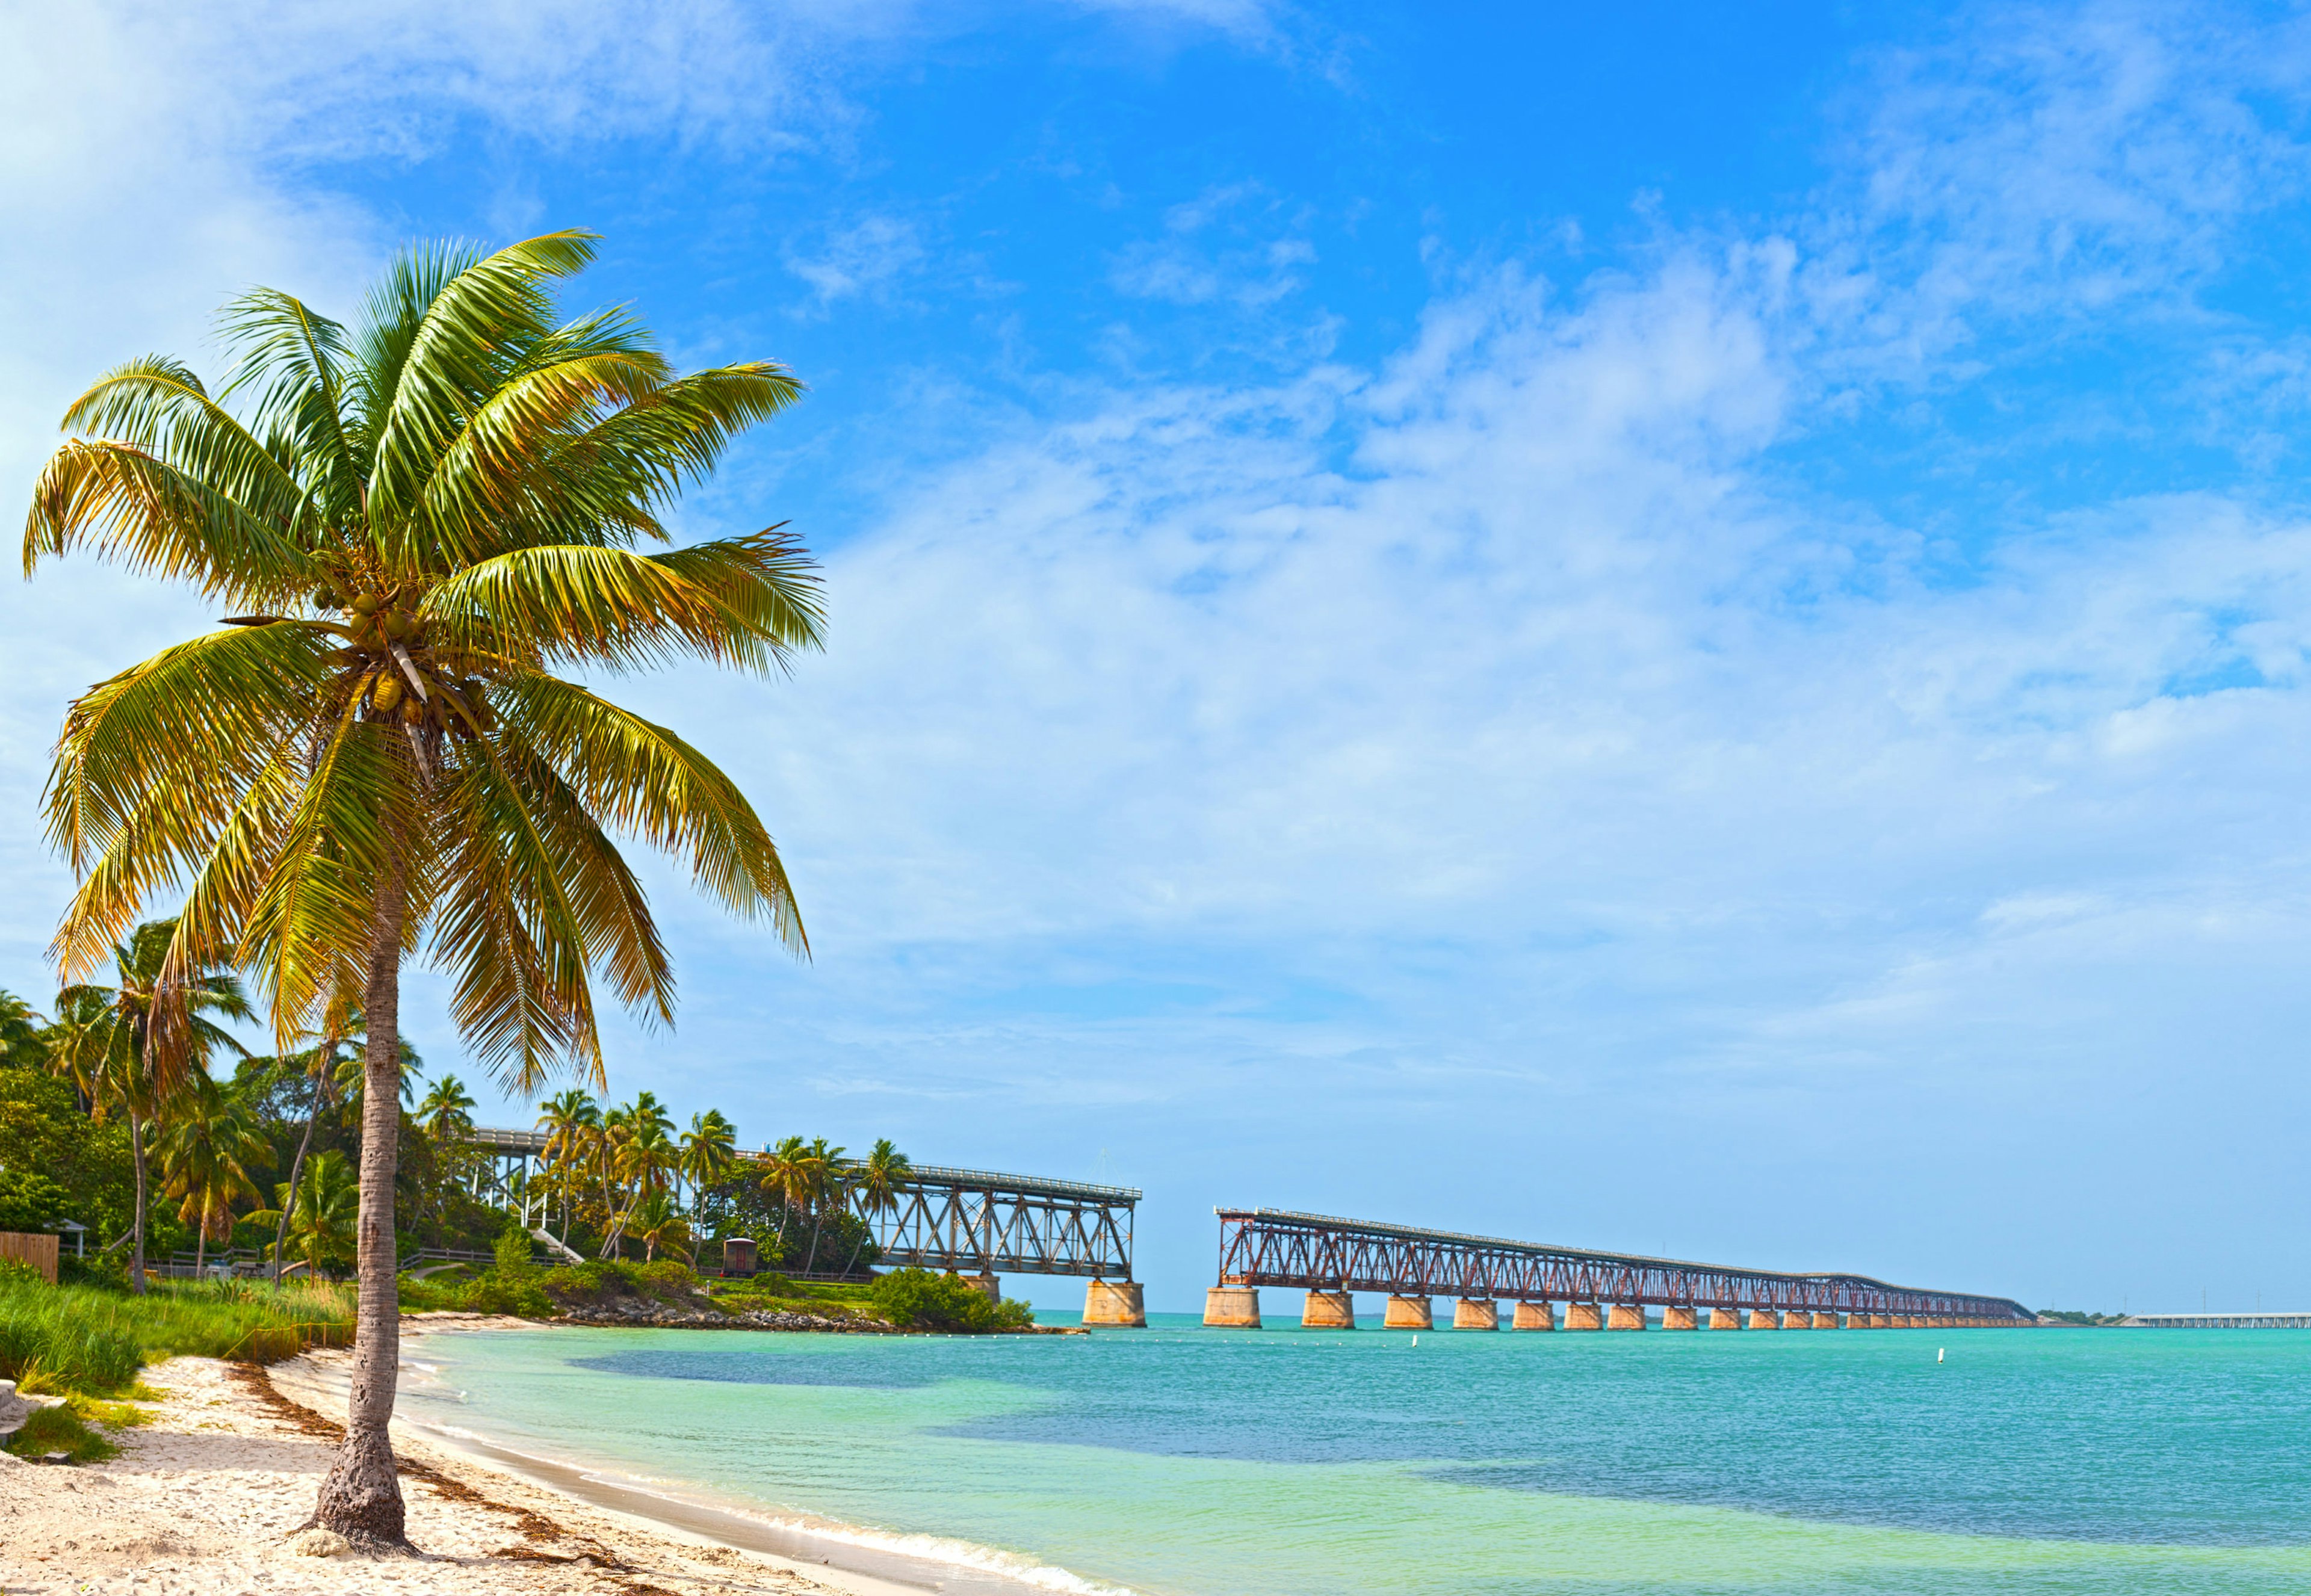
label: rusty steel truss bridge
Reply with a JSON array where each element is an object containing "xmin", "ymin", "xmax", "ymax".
[
  {"xmin": 1214, "ymin": 1208, "xmax": 2032, "ymax": 1323},
  {"xmin": 869, "ymin": 1166, "xmax": 1139, "ymax": 1281}
]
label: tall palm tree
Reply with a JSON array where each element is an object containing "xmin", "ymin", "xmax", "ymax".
[
  {"xmin": 26, "ymin": 231, "xmax": 818, "ymax": 1546},
  {"xmin": 535, "ymin": 1087, "xmax": 599, "ymax": 1239},
  {"xmin": 842, "ymin": 1137, "xmax": 910, "ymax": 1278},
  {"xmin": 758, "ymin": 1134, "xmax": 809, "ymax": 1261},
  {"xmin": 797, "ymin": 1136, "xmax": 845, "ymax": 1276},
  {"xmin": 160, "ymin": 1071, "xmax": 267, "ymax": 1275},
  {"xmin": 45, "ymin": 918, "xmax": 252, "ymax": 1291},
  {"xmin": 678, "ymin": 1109, "xmax": 735, "ymax": 1215}
]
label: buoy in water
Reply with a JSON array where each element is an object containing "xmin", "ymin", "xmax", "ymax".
[{"xmin": 1937, "ymin": 1347, "xmax": 1945, "ymax": 1363}]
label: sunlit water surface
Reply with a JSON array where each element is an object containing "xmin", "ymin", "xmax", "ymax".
[{"xmin": 397, "ymin": 1314, "xmax": 2311, "ymax": 1595}]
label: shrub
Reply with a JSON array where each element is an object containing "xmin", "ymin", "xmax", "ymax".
[{"xmin": 870, "ymin": 1268, "xmax": 1037, "ymax": 1332}]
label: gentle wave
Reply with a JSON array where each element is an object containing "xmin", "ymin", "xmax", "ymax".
[{"xmin": 397, "ymin": 1411, "xmax": 1143, "ymax": 1596}]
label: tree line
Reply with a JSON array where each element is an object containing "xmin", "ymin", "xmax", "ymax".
[{"xmin": 0, "ymin": 920, "xmax": 911, "ymax": 1287}]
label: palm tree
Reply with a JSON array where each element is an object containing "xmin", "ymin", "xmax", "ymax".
[
  {"xmin": 797, "ymin": 1136, "xmax": 845, "ymax": 1275},
  {"xmin": 758, "ymin": 1134, "xmax": 809, "ymax": 1261},
  {"xmin": 842, "ymin": 1137, "xmax": 909, "ymax": 1278},
  {"xmin": 160, "ymin": 1071, "xmax": 267, "ymax": 1275},
  {"xmin": 271, "ymin": 1003, "xmax": 364, "ymax": 1285},
  {"xmin": 678, "ymin": 1109, "xmax": 735, "ymax": 1215},
  {"xmin": 535, "ymin": 1087, "xmax": 599, "ymax": 1240},
  {"xmin": 628, "ymin": 1189, "xmax": 693, "ymax": 1264},
  {"xmin": 45, "ymin": 918, "xmax": 252, "ymax": 1291},
  {"xmin": 248, "ymin": 1149, "xmax": 359, "ymax": 1278},
  {"xmin": 26, "ymin": 231, "xmax": 819, "ymax": 1546},
  {"xmin": 0, "ymin": 992, "xmax": 47, "ymax": 1071},
  {"xmin": 603, "ymin": 1109, "xmax": 676, "ymax": 1257},
  {"xmin": 415, "ymin": 1074, "xmax": 476, "ymax": 1143}
]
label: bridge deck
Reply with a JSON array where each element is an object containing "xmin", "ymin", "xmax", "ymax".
[
  {"xmin": 2124, "ymin": 1313, "xmax": 2311, "ymax": 1328},
  {"xmin": 1217, "ymin": 1208, "xmax": 2031, "ymax": 1321}
]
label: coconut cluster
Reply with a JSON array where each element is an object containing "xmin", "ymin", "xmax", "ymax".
[{"xmin": 314, "ymin": 583, "xmax": 493, "ymax": 737}]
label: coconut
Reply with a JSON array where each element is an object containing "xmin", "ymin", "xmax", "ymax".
[
  {"xmin": 311, "ymin": 586, "xmax": 339, "ymax": 610},
  {"xmin": 382, "ymin": 611, "xmax": 415, "ymax": 642},
  {"xmin": 371, "ymin": 675, "xmax": 403, "ymax": 713},
  {"xmin": 350, "ymin": 593, "xmax": 384, "ymax": 616}
]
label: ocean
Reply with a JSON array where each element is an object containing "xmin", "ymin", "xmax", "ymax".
[{"xmin": 394, "ymin": 1313, "xmax": 2311, "ymax": 1595}]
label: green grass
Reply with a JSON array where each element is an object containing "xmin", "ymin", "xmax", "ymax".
[
  {"xmin": 0, "ymin": 1274, "xmax": 353, "ymax": 1396},
  {"xmin": 707, "ymin": 1272, "xmax": 881, "ymax": 1318},
  {"xmin": 4, "ymin": 1400, "xmax": 120, "ymax": 1463}
]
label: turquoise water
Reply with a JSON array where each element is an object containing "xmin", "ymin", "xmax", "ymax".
[{"xmin": 402, "ymin": 1315, "xmax": 2311, "ymax": 1595}]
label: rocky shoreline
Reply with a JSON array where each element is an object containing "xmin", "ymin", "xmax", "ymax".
[{"xmin": 436, "ymin": 1304, "xmax": 1083, "ymax": 1335}]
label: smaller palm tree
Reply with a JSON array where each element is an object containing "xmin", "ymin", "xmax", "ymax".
[
  {"xmin": 629, "ymin": 1190, "xmax": 693, "ymax": 1264},
  {"xmin": 536, "ymin": 1087, "xmax": 600, "ymax": 1239},
  {"xmin": 797, "ymin": 1137, "xmax": 846, "ymax": 1275},
  {"xmin": 46, "ymin": 918, "xmax": 253, "ymax": 1292},
  {"xmin": 247, "ymin": 1149, "xmax": 360, "ymax": 1278},
  {"xmin": 842, "ymin": 1138, "xmax": 910, "ymax": 1278},
  {"xmin": 678, "ymin": 1109, "xmax": 737, "ymax": 1216},
  {"xmin": 416, "ymin": 1074, "xmax": 478, "ymax": 1143},
  {"xmin": 159, "ymin": 1072, "xmax": 267, "ymax": 1275},
  {"xmin": 269, "ymin": 1003, "xmax": 363, "ymax": 1285}
]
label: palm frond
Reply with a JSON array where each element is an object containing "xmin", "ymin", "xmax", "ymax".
[
  {"xmin": 493, "ymin": 671, "xmax": 806, "ymax": 952},
  {"xmin": 25, "ymin": 437, "xmax": 318, "ymax": 602}
]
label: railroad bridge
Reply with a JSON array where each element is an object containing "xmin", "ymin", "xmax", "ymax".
[
  {"xmin": 468, "ymin": 1128, "xmax": 1146, "ymax": 1325},
  {"xmin": 1204, "ymin": 1208, "xmax": 2034, "ymax": 1330}
]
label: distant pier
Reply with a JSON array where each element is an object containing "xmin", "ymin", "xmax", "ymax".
[
  {"xmin": 2123, "ymin": 1313, "xmax": 2311, "ymax": 1329},
  {"xmin": 1202, "ymin": 1208, "xmax": 2033, "ymax": 1329}
]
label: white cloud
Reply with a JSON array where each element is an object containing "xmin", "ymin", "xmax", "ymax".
[{"xmin": 784, "ymin": 215, "xmax": 928, "ymax": 309}]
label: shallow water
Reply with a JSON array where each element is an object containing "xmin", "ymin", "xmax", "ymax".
[{"xmin": 399, "ymin": 1314, "xmax": 2311, "ymax": 1595}]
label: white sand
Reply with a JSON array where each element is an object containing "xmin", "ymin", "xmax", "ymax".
[{"xmin": 0, "ymin": 1339, "xmax": 899, "ymax": 1596}]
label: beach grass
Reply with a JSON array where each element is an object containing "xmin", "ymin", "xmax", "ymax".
[{"xmin": 0, "ymin": 1271, "xmax": 353, "ymax": 1396}]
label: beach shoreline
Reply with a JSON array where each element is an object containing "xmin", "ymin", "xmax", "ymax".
[
  {"xmin": 284, "ymin": 1322, "xmax": 1107, "ymax": 1596},
  {"xmin": 0, "ymin": 1334, "xmax": 931, "ymax": 1596}
]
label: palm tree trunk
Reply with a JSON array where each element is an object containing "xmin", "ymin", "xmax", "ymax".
[
  {"xmin": 129, "ymin": 1108, "xmax": 149, "ymax": 1295},
  {"xmin": 311, "ymin": 861, "xmax": 408, "ymax": 1548},
  {"xmin": 194, "ymin": 1212, "xmax": 207, "ymax": 1278}
]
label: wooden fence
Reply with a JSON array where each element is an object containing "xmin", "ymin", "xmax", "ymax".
[{"xmin": 0, "ymin": 1231, "xmax": 60, "ymax": 1284}]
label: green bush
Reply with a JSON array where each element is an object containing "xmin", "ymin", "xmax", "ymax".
[{"xmin": 870, "ymin": 1267, "xmax": 1037, "ymax": 1332}]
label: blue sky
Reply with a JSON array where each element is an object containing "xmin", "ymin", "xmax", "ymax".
[{"xmin": 5, "ymin": 1, "xmax": 2311, "ymax": 1314}]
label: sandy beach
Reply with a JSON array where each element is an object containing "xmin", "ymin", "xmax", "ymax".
[{"xmin": 0, "ymin": 1319, "xmax": 915, "ymax": 1596}]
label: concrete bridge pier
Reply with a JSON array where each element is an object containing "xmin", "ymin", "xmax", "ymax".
[
  {"xmin": 967, "ymin": 1273, "xmax": 1002, "ymax": 1302},
  {"xmin": 1454, "ymin": 1298, "xmax": 1500, "ymax": 1330},
  {"xmin": 1747, "ymin": 1308, "xmax": 1781, "ymax": 1329},
  {"xmin": 1663, "ymin": 1305, "xmax": 1698, "ymax": 1330},
  {"xmin": 1384, "ymin": 1295, "xmax": 1433, "ymax": 1329},
  {"xmin": 1606, "ymin": 1304, "xmax": 1645, "ymax": 1331},
  {"xmin": 1512, "ymin": 1301, "xmax": 1556, "ymax": 1330},
  {"xmin": 1082, "ymin": 1279, "xmax": 1147, "ymax": 1327},
  {"xmin": 1709, "ymin": 1307, "xmax": 1742, "ymax": 1329},
  {"xmin": 1565, "ymin": 1302, "xmax": 1604, "ymax": 1330},
  {"xmin": 1810, "ymin": 1312, "xmax": 1839, "ymax": 1328},
  {"xmin": 1303, "ymin": 1289, "xmax": 1357, "ymax": 1328},
  {"xmin": 1204, "ymin": 1285, "xmax": 1263, "ymax": 1327}
]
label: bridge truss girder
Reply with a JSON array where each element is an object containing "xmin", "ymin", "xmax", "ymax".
[
  {"xmin": 874, "ymin": 1172, "xmax": 1137, "ymax": 1280},
  {"xmin": 1217, "ymin": 1209, "xmax": 2031, "ymax": 1322}
]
